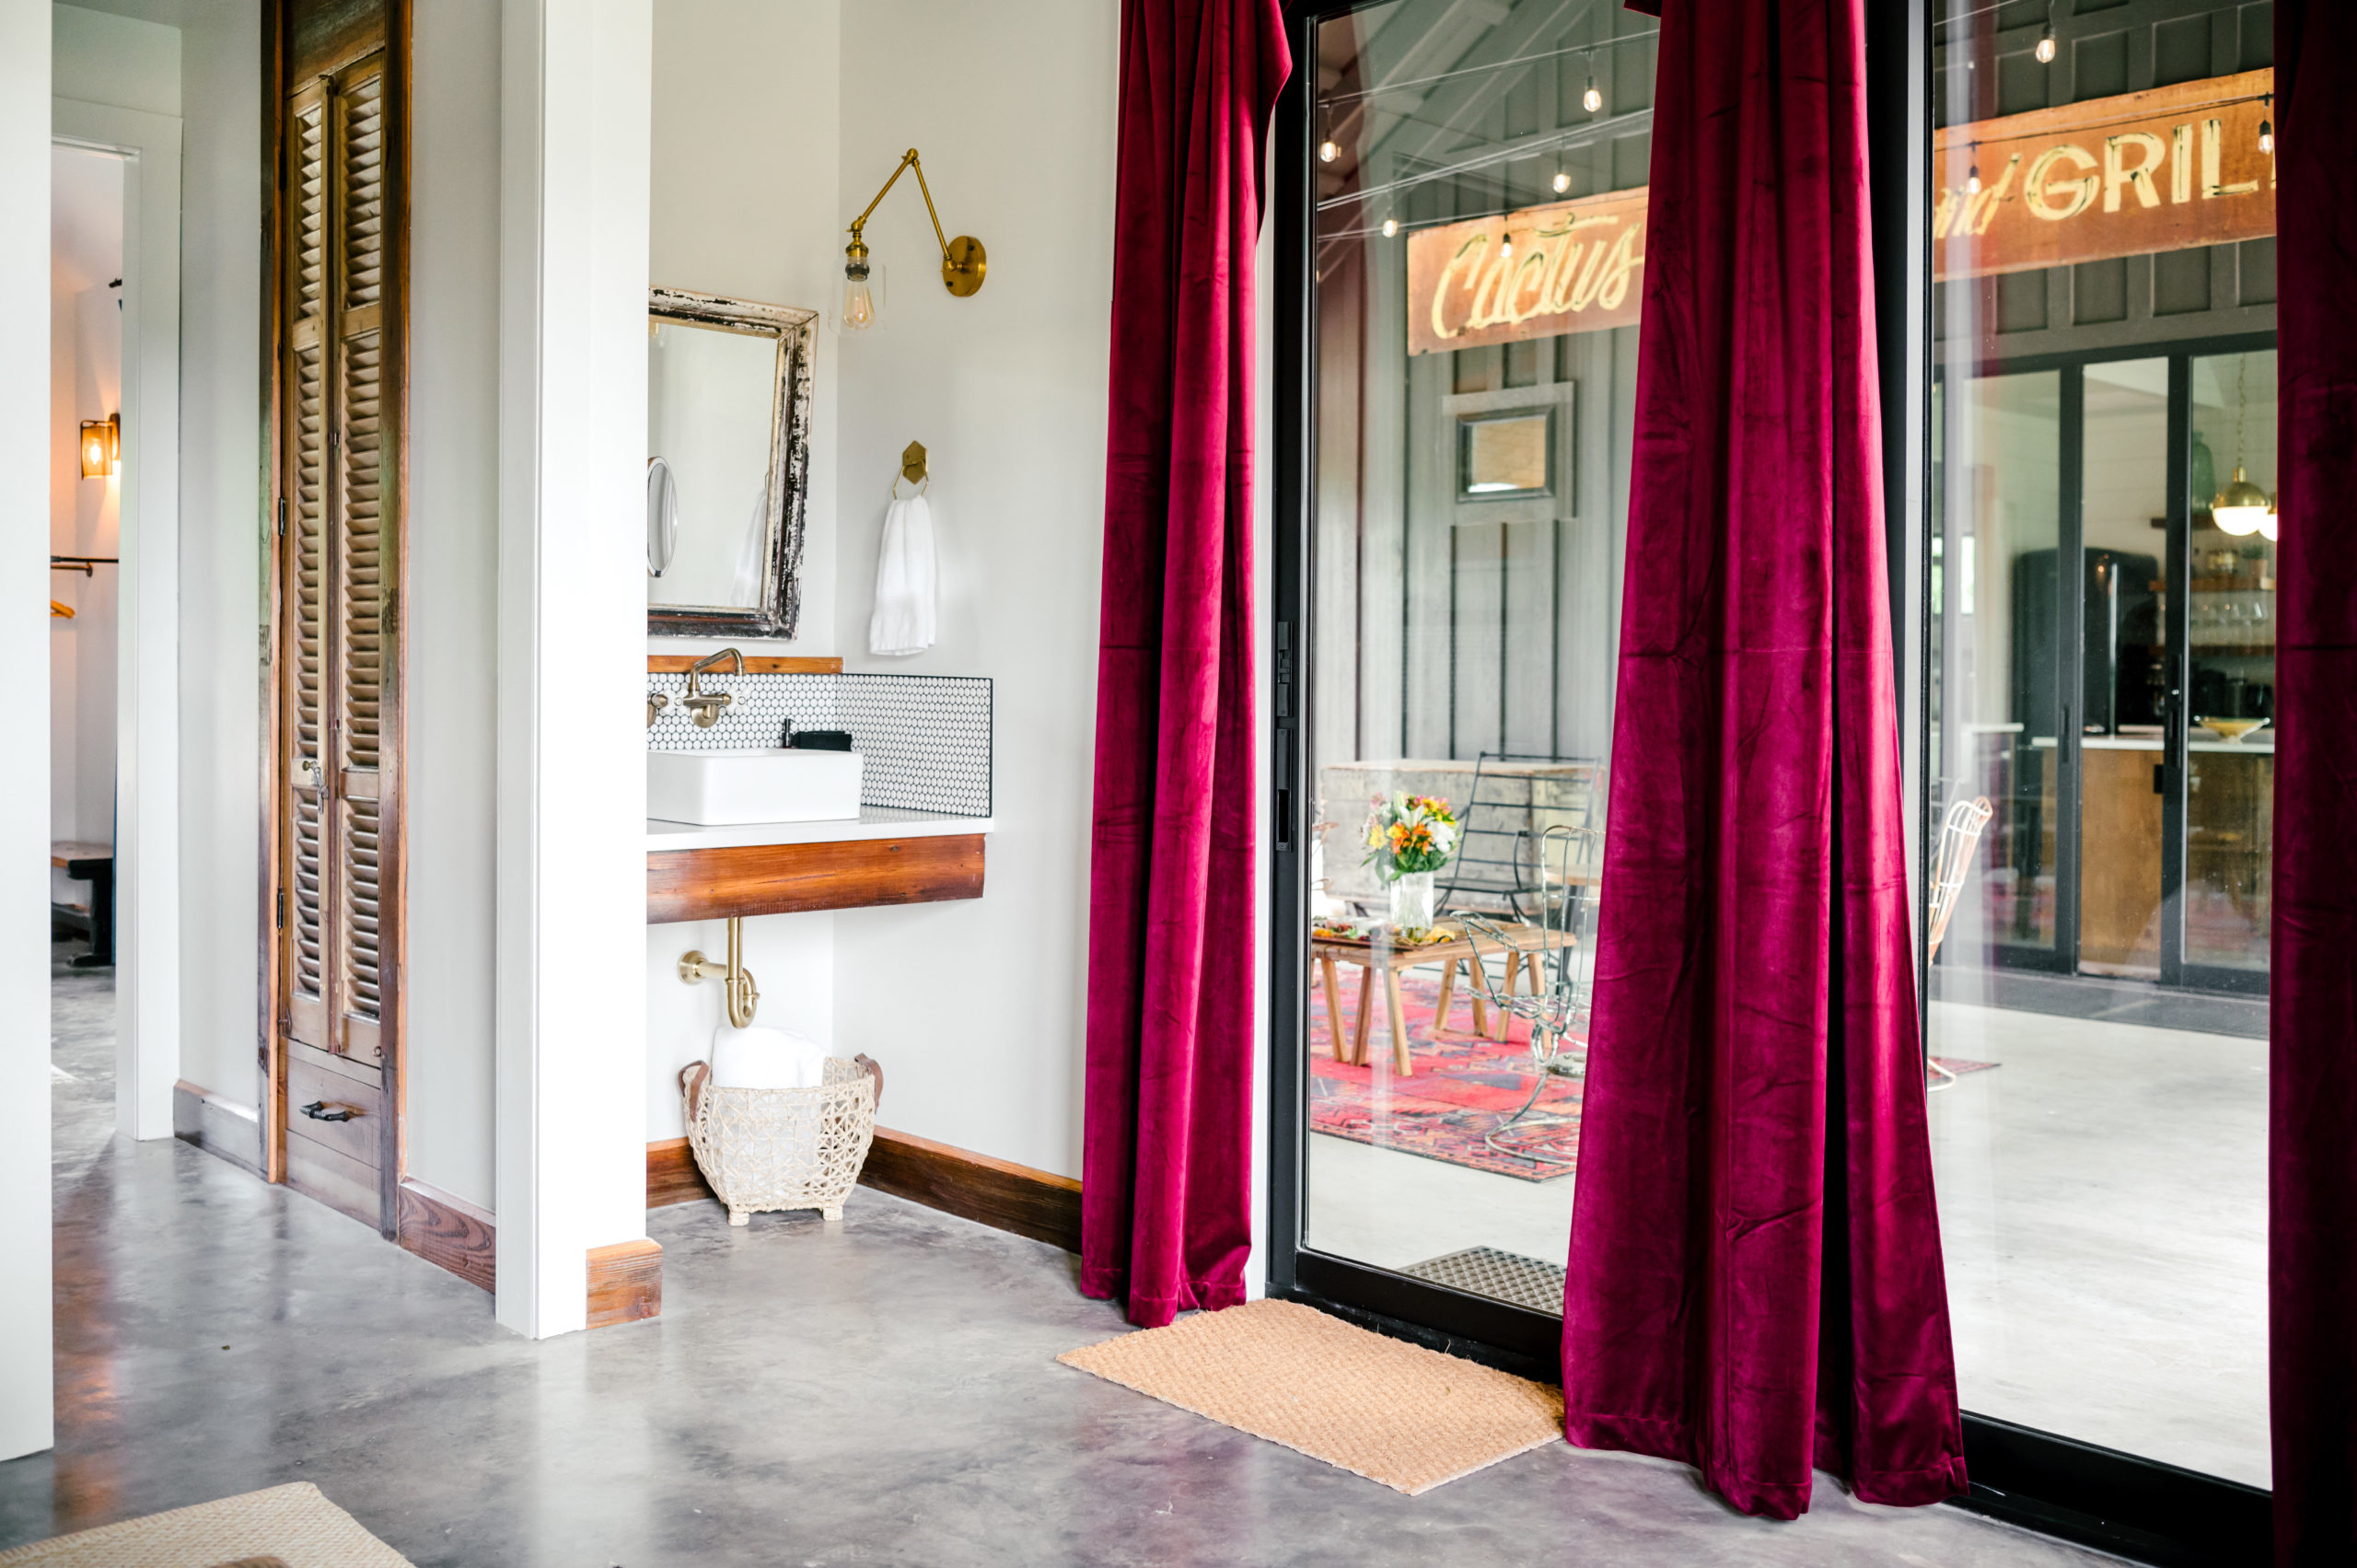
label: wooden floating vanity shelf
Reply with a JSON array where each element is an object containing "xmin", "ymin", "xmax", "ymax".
[{"xmin": 647, "ymin": 833, "xmax": 986, "ymax": 923}]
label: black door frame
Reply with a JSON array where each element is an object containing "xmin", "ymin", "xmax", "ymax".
[{"xmin": 1266, "ymin": 1, "xmax": 2272, "ymax": 1562}]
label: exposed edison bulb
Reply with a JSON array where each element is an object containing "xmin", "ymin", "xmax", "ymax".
[
  {"xmin": 1318, "ymin": 137, "xmax": 1340, "ymax": 163},
  {"xmin": 1583, "ymin": 79, "xmax": 1603, "ymax": 114},
  {"xmin": 1552, "ymin": 168, "xmax": 1571, "ymax": 194},
  {"xmin": 2035, "ymin": 29, "xmax": 2056, "ymax": 64},
  {"xmin": 1967, "ymin": 164, "xmax": 1982, "ymax": 194},
  {"xmin": 1498, "ymin": 235, "xmax": 1514, "ymax": 264},
  {"xmin": 1381, "ymin": 215, "xmax": 1399, "ymax": 238},
  {"xmin": 2259, "ymin": 119, "xmax": 2275, "ymax": 155}
]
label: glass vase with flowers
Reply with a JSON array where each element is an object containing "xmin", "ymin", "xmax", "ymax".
[{"xmin": 1364, "ymin": 793, "xmax": 1458, "ymax": 939}]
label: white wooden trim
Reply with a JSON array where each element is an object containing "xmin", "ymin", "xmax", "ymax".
[
  {"xmin": 1, "ymin": 0, "xmax": 55, "ymax": 1465},
  {"xmin": 53, "ymin": 98, "xmax": 183, "ymax": 1144}
]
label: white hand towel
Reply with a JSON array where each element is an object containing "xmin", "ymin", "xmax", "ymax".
[
  {"xmin": 868, "ymin": 493, "xmax": 937, "ymax": 656},
  {"xmin": 710, "ymin": 1024, "xmax": 829, "ymax": 1089}
]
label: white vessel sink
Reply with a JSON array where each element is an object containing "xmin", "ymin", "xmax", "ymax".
[{"xmin": 647, "ymin": 749, "xmax": 864, "ymax": 826}]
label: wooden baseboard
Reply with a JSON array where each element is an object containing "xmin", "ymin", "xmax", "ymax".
[
  {"xmin": 396, "ymin": 1179, "xmax": 496, "ymax": 1294},
  {"xmin": 587, "ymin": 1237, "xmax": 663, "ymax": 1328},
  {"xmin": 646, "ymin": 1127, "xmax": 1080, "ymax": 1254},
  {"xmin": 858, "ymin": 1127, "xmax": 1082, "ymax": 1253}
]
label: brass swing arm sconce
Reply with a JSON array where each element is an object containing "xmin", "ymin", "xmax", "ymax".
[
  {"xmin": 680, "ymin": 915, "xmax": 761, "ymax": 1029},
  {"xmin": 841, "ymin": 147, "xmax": 986, "ymax": 331}
]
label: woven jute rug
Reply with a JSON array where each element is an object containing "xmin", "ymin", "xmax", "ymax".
[
  {"xmin": 1059, "ymin": 1297, "xmax": 1564, "ymax": 1494},
  {"xmin": 0, "ymin": 1483, "xmax": 411, "ymax": 1568}
]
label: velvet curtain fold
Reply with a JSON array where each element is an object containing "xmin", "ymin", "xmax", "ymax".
[
  {"xmin": 2270, "ymin": 4, "xmax": 2357, "ymax": 1562},
  {"xmin": 1080, "ymin": 0, "xmax": 1289, "ymax": 1330},
  {"xmin": 1561, "ymin": 0, "xmax": 1966, "ymax": 1520}
]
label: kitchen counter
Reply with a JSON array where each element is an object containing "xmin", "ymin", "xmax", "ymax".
[{"xmin": 646, "ymin": 806, "xmax": 996, "ymax": 853}]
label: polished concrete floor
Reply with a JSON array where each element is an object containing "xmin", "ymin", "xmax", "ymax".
[
  {"xmin": 1928, "ymin": 998, "xmax": 2268, "ymax": 1486},
  {"xmin": 5, "ymin": 952, "xmax": 2125, "ymax": 1566}
]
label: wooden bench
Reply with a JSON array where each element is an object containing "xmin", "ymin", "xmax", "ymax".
[{"xmin": 51, "ymin": 840, "xmax": 114, "ymax": 968}]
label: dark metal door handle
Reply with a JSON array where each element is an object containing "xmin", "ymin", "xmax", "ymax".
[{"xmin": 299, "ymin": 1100, "xmax": 356, "ymax": 1123}]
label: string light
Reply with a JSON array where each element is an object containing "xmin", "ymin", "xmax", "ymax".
[
  {"xmin": 1967, "ymin": 162, "xmax": 1982, "ymax": 194},
  {"xmin": 1583, "ymin": 71, "xmax": 1603, "ymax": 114},
  {"xmin": 1319, "ymin": 135, "xmax": 1340, "ymax": 163},
  {"xmin": 1552, "ymin": 165, "xmax": 1571, "ymax": 194},
  {"xmin": 2035, "ymin": 3, "xmax": 2056, "ymax": 63},
  {"xmin": 2259, "ymin": 96, "xmax": 2274, "ymax": 154},
  {"xmin": 1381, "ymin": 215, "xmax": 1399, "ymax": 238},
  {"xmin": 1499, "ymin": 234, "xmax": 1514, "ymax": 263}
]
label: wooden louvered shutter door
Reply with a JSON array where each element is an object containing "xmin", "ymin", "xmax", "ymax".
[{"xmin": 277, "ymin": 45, "xmax": 401, "ymax": 1227}]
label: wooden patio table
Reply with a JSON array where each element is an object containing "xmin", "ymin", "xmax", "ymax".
[{"xmin": 1309, "ymin": 922, "xmax": 1571, "ymax": 1077}]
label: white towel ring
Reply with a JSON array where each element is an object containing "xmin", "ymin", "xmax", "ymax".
[{"xmin": 890, "ymin": 471, "xmax": 930, "ymax": 501}]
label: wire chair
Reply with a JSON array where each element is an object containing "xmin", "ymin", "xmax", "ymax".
[
  {"xmin": 1457, "ymin": 823, "xmax": 1603, "ymax": 1167},
  {"xmin": 1434, "ymin": 753, "xmax": 1604, "ymax": 924},
  {"xmin": 1924, "ymin": 795, "xmax": 1994, "ymax": 1092}
]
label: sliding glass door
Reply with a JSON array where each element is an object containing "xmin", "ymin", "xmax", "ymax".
[{"xmin": 1271, "ymin": 0, "xmax": 2280, "ymax": 1554}]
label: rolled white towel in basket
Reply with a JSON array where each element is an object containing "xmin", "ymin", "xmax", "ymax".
[{"xmin": 711, "ymin": 1024, "xmax": 828, "ymax": 1090}]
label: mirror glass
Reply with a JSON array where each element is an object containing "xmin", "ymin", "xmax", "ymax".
[
  {"xmin": 644, "ymin": 287, "xmax": 815, "ymax": 639},
  {"xmin": 647, "ymin": 319, "xmax": 778, "ymax": 610},
  {"xmin": 1459, "ymin": 411, "xmax": 1551, "ymax": 497}
]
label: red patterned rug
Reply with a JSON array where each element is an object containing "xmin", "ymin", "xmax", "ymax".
[{"xmin": 1308, "ymin": 968, "xmax": 1994, "ymax": 1183}]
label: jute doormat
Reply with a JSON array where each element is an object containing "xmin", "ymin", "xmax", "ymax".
[
  {"xmin": 0, "ymin": 1483, "xmax": 412, "ymax": 1568},
  {"xmin": 1059, "ymin": 1298, "xmax": 1563, "ymax": 1494}
]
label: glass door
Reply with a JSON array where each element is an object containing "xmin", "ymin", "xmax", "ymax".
[{"xmin": 1275, "ymin": 0, "xmax": 1659, "ymax": 1353}]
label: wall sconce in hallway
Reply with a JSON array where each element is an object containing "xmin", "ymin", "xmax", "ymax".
[
  {"xmin": 78, "ymin": 414, "xmax": 118, "ymax": 479},
  {"xmin": 842, "ymin": 147, "xmax": 986, "ymax": 331}
]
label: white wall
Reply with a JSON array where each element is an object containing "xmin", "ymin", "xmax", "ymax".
[
  {"xmin": 4, "ymin": 0, "xmax": 56, "ymax": 1468},
  {"xmin": 642, "ymin": 0, "xmax": 843, "ymax": 1137},
  {"xmin": 830, "ymin": 0, "xmax": 1119, "ymax": 1179},
  {"xmin": 52, "ymin": 3, "xmax": 177, "ymax": 117},
  {"xmin": 645, "ymin": 0, "xmax": 840, "ymax": 663},
  {"xmin": 173, "ymin": 0, "xmax": 263, "ymax": 1124},
  {"xmin": 406, "ymin": 0, "xmax": 507, "ymax": 1212}
]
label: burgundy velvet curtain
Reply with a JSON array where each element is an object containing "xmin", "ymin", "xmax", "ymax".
[
  {"xmin": 1561, "ymin": 0, "xmax": 1966, "ymax": 1519},
  {"xmin": 1080, "ymin": 0, "xmax": 1289, "ymax": 1330},
  {"xmin": 2270, "ymin": 4, "xmax": 2357, "ymax": 1562}
]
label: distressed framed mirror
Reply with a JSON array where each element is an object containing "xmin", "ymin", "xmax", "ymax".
[{"xmin": 646, "ymin": 285, "xmax": 816, "ymax": 638}]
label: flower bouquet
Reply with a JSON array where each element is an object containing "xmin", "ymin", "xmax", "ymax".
[{"xmin": 1363, "ymin": 792, "xmax": 1458, "ymax": 937}]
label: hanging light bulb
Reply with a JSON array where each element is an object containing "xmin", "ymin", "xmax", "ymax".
[
  {"xmin": 1498, "ymin": 234, "xmax": 1514, "ymax": 264},
  {"xmin": 1381, "ymin": 215, "xmax": 1399, "ymax": 238},
  {"xmin": 1319, "ymin": 136, "xmax": 1340, "ymax": 163},
  {"xmin": 2212, "ymin": 467, "xmax": 2272, "ymax": 536},
  {"xmin": 1583, "ymin": 74, "xmax": 1603, "ymax": 114},
  {"xmin": 2259, "ymin": 100, "xmax": 2274, "ymax": 155},
  {"xmin": 2035, "ymin": 2, "xmax": 2057, "ymax": 64},
  {"xmin": 1552, "ymin": 166, "xmax": 1571, "ymax": 195},
  {"xmin": 842, "ymin": 238, "xmax": 876, "ymax": 331},
  {"xmin": 1967, "ymin": 163, "xmax": 1983, "ymax": 194}
]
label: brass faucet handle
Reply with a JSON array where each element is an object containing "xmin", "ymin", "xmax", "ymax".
[{"xmin": 646, "ymin": 691, "xmax": 670, "ymax": 728}]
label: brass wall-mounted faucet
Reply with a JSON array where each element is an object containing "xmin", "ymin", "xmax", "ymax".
[{"xmin": 682, "ymin": 647, "xmax": 742, "ymax": 727}]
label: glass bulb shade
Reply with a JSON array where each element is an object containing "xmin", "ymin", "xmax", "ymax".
[
  {"xmin": 2036, "ymin": 32, "xmax": 2056, "ymax": 63},
  {"xmin": 81, "ymin": 435, "xmax": 107, "ymax": 477},
  {"xmin": 1381, "ymin": 216, "xmax": 1399, "ymax": 238},
  {"xmin": 842, "ymin": 275, "xmax": 876, "ymax": 331},
  {"xmin": 1583, "ymin": 83, "xmax": 1602, "ymax": 112},
  {"xmin": 1552, "ymin": 169, "xmax": 1571, "ymax": 193},
  {"xmin": 2260, "ymin": 508, "xmax": 2280, "ymax": 541},
  {"xmin": 2212, "ymin": 468, "xmax": 2271, "ymax": 535},
  {"xmin": 1318, "ymin": 138, "xmax": 1340, "ymax": 163}
]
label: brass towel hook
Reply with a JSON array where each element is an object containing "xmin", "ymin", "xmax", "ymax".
[{"xmin": 893, "ymin": 440, "xmax": 930, "ymax": 499}]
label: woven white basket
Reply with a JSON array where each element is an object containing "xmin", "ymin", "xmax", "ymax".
[{"xmin": 681, "ymin": 1057, "xmax": 877, "ymax": 1225}]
